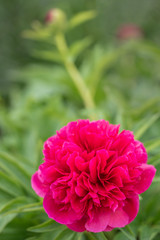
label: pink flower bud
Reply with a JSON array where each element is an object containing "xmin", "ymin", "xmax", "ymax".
[
  {"xmin": 44, "ymin": 8, "xmax": 66, "ymax": 28},
  {"xmin": 117, "ymin": 24, "xmax": 143, "ymax": 40},
  {"xmin": 45, "ymin": 9, "xmax": 55, "ymax": 24}
]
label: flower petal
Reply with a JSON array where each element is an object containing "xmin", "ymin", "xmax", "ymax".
[
  {"xmin": 134, "ymin": 164, "xmax": 156, "ymax": 194},
  {"xmin": 67, "ymin": 217, "xmax": 86, "ymax": 232},
  {"xmin": 31, "ymin": 171, "xmax": 49, "ymax": 198},
  {"xmin": 123, "ymin": 194, "xmax": 139, "ymax": 223},
  {"xmin": 108, "ymin": 208, "xmax": 129, "ymax": 228},
  {"xmin": 43, "ymin": 192, "xmax": 79, "ymax": 224},
  {"xmin": 85, "ymin": 208, "xmax": 110, "ymax": 232}
]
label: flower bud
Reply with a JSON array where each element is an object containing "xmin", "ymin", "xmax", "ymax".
[
  {"xmin": 45, "ymin": 9, "xmax": 66, "ymax": 31},
  {"xmin": 117, "ymin": 24, "xmax": 143, "ymax": 40}
]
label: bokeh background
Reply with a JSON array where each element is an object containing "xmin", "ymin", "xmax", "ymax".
[{"xmin": 0, "ymin": 0, "xmax": 160, "ymax": 240}]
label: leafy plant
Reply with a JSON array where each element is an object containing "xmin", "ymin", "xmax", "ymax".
[{"xmin": 0, "ymin": 8, "xmax": 160, "ymax": 240}]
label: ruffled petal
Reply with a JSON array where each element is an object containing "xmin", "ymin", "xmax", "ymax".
[
  {"xmin": 31, "ymin": 171, "xmax": 49, "ymax": 198},
  {"xmin": 67, "ymin": 217, "xmax": 86, "ymax": 232},
  {"xmin": 123, "ymin": 194, "xmax": 139, "ymax": 223},
  {"xmin": 43, "ymin": 192, "xmax": 80, "ymax": 225},
  {"xmin": 108, "ymin": 208, "xmax": 129, "ymax": 228},
  {"xmin": 134, "ymin": 164, "xmax": 156, "ymax": 194},
  {"xmin": 85, "ymin": 208, "xmax": 110, "ymax": 232}
]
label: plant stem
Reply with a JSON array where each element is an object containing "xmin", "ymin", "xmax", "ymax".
[{"xmin": 55, "ymin": 33, "xmax": 97, "ymax": 120}]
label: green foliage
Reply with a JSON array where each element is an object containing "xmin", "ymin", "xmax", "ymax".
[{"xmin": 0, "ymin": 5, "xmax": 160, "ymax": 240}]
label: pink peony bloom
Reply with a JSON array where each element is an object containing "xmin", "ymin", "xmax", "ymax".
[{"xmin": 31, "ymin": 120, "xmax": 156, "ymax": 232}]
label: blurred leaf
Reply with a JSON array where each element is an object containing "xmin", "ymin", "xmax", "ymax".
[
  {"xmin": 131, "ymin": 97, "xmax": 160, "ymax": 117},
  {"xmin": 139, "ymin": 225, "xmax": 160, "ymax": 240},
  {"xmin": 0, "ymin": 151, "xmax": 35, "ymax": 197},
  {"xmin": 113, "ymin": 232, "xmax": 129, "ymax": 240},
  {"xmin": 53, "ymin": 228, "xmax": 76, "ymax": 240},
  {"xmin": 0, "ymin": 171, "xmax": 24, "ymax": 197},
  {"xmin": 32, "ymin": 50, "xmax": 62, "ymax": 63},
  {"xmin": 148, "ymin": 154, "xmax": 160, "ymax": 166},
  {"xmin": 0, "ymin": 197, "xmax": 31, "ymax": 214},
  {"xmin": 69, "ymin": 11, "xmax": 97, "ymax": 29},
  {"xmin": 70, "ymin": 37, "xmax": 93, "ymax": 60},
  {"xmin": 145, "ymin": 138, "xmax": 160, "ymax": 153},
  {"xmin": 3, "ymin": 202, "xmax": 43, "ymax": 215},
  {"xmin": 153, "ymin": 177, "xmax": 160, "ymax": 183},
  {"xmin": 86, "ymin": 232, "xmax": 110, "ymax": 240},
  {"xmin": 134, "ymin": 114, "xmax": 160, "ymax": 140},
  {"xmin": 0, "ymin": 213, "xmax": 17, "ymax": 233},
  {"xmin": 27, "ymin": 220, "xmax": 63, "ymax": 233}
]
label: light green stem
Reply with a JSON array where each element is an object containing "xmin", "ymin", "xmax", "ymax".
[{"xmin": 55, "ymin": 33, "xmax": 97, "ymax": 120}]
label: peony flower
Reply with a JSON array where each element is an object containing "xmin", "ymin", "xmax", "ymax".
[
  {"xmin": 116, "ymin": 24, "xmax": 143, "ymax": 40},
  {"xmin": 31, "ymin": 120, "xmax": 156, "ymax": 232}
]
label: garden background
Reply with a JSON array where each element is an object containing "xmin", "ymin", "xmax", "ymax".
[{"xmin": 0, "ymin": 0, "xmax": 160, "ymax": 239}]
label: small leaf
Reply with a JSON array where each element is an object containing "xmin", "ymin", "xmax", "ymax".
[
  {"xmin": 0, "ymin": 213, "xmax": 17, "ymax": 233},
  {"xmin": 32, "ymin": 50, "xmax": 62, "ymax": 63},
  {"xmin": 0, "ymin": 197, "xmax": 31, "ymax": 214},
  {"xmin": 54, "ymin": 228, "xmax": 76, "ymax": 240},
  {"xmin": 0, "ymin": 171, "xmax": 24, "ymax": 197},
  {"xmin": 153, "ymin": 177, "xmax": 160, "ymax": 183},
  {"xmin": 148, "ymin": 154, "xmax": 160, "ymax": 166},
  {"xmin": 70, "ymin": 37, "xmax": 93, "ymax": 59},
  {"xmin": 27, "ymin": 220, "xmax": 62, "ymax": 233},
  {"xmin": 134, "ymin": 114, "xmax": 160, "ymax": 140},
  {"xmin": 2, "ymin": 201, "xmax": 43, "ymax": 216},
  {"xmin": 145, "ymin": 138, "xmax": 160, "ymax": 153},
  {"xmin": 0, "ymin": 151, "xmax": 35, "ymax": 197},
  {"xmin": 69, "ymin": 11, "xmax": 97, "ymax": 29}
]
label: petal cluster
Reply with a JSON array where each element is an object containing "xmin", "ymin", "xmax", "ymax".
[{"xmin": 31, "ymin": 120, "xmax": 156, "ymax": 232}]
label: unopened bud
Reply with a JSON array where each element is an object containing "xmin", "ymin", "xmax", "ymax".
[
  {"xmin": 117, "ymin": 24, "xmax": 143, "ymax": 40},
  {"xmin": 45, "ymin": 9, "xmax": 66, "ymax": 31}
]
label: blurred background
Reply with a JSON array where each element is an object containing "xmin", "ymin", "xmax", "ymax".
[{"xmin": 0, "ymin": 0, "xmax": 160, "ymax": 240}]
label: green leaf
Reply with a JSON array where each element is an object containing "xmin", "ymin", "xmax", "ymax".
[
  {"xmin": 139, "ymin": 225, "xmax": 160, "ymax": 240},
  {"xmin": 118, "ymin": 228, "xmax": 136, "ymax": 240},
  {"xmin": 32, "ymin": 50, "xmax": 62, "ymax": 63},
  {"xmin": 70, "ymin": 37, "xmax": 93, "ymax": 60},
  {"xmin": 0, "ymin": 197, "xmax": 32, "ymax": 214},
  {"xmin": 153, "ymin": 177, "xmax": 160, "ymax": 183},
  {"xmin": 27, "ymin": 220, "xmax": 63, "ymax": 233},
  {"xmin": 69, "ymin": 11, "xmax": 97, "ymax": 29},
  {"xmin": 3, "ymin": 202, "xmax": 43, "ymax": 215},
  {"xmin": 113, "ymin": 232, "xmax": 130, "ymax": 240},
  {"xmin": 131, "ymin": 97, "xmax": 160, "ymax": 117},
  {"xmin": 144, "ymin": 138, "xmax": 160, "ymax": 153},
  {"xmin": 134, "ymin": 113, "xmax": 160, "ymax": 140},
  {"xmin": 0, "ymin": 213, "xmax": 17, "ymax": 233},
  {"xmin": 0, "ymin": 190, "xmax": 13, "ymax": 212},
  {"xmin": 0, "ymin": 151, "xmax": 35, "ymax": 197},
  {"xmin": 148, "ymin": 154, "xmax": 160, "ymax": 166},
  {"xmin": 53, "ymin": 228, "xmax": 76, "ymax": 240},
  {"xmin": 0, "ymin": 171, "xmax": 24, "ymax": 197},
  {"xmin": 87, "ymin": 48, "xmax": 124, "ymax": 96},
  {"xmin": 87, "ymin": 232, "xmax": 109, "ymax": 240}
]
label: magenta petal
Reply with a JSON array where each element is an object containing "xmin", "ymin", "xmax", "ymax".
[
  {"xmin": 104, "ymin": 226, "xmax": 114, "ymax": 232},
  {"xmin": 85, "ymin": 208, "xmax": 110, "ymax": 232},
  {"xmin": 134, "ymin": 164, "xmax": 156, "ymax": 194},
  {"xmin": 43, "ymin": 192, "xmax": 79, "ymax": 225},
  {"xmin": 67, "ymin": 217, "xmax": 86, "ymax": 232},
  {"xmin": 123, "ymin": 194, "xmax": 139, "ymax": 223},
  {"xmin": 108, "ymin": 208, "xmax": 129, "ymax": 228},
  {"xmin": 31, "ymin": 171, "xmax": 49, "ymax": 197}
]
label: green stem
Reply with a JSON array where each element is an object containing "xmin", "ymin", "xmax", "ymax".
[{"xmin": 55, "ymin": 33, "xmax": 97, "ymax": 120}]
